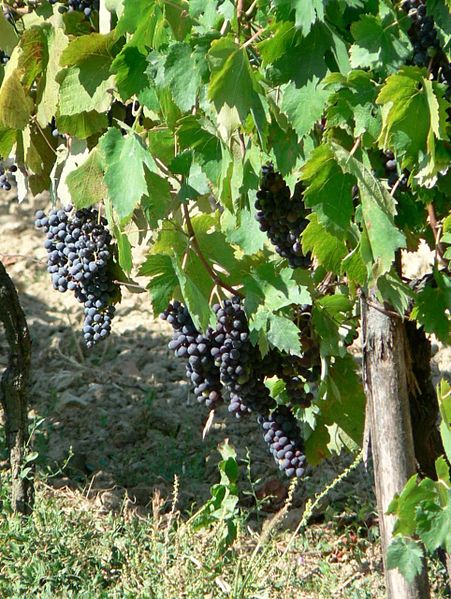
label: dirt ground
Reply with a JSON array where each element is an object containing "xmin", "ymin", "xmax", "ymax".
[{"xmin": 0, "ymin": 189, "xmax": 449, "ymax": 518}]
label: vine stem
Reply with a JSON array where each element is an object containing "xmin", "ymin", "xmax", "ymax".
[
  {"xmin": 32, "ymin": 117, "xmax": 58, "ymax": 156},
  {"xmin": 113, "ymin": 280, "xmax": 146, "ymax": 292},
  {"xmin": 426, "ymin": 203, "xmax": 447, "ymax": 265},
  {"xmin": 245, "ymin": 0, "xmax": 258, "ymax": 17},
  {"xmin": 240, "ymin": 26, "xmax": 265, "ymax": 49},
  {"xmin": 182, "ymin": 203, "xmax": 243, "ymax": 298}
]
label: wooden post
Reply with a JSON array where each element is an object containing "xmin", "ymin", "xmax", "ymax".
[
  {"xmin": 0, "ymin": 261, "xmax": 33, "ymax": 514},
  {"xmin": 362, "ymin": 295, "xmax": 430, "ymax": 598}
]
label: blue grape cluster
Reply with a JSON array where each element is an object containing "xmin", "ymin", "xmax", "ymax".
[
  {"xmin": 0, "ymin": 163, "xmax": 17, "ymax": 191},
  {"xmin": 259, "ymin": 407, "xmax": 307, "ymax": 478},
  {"xmin": 213, "ymin": 298, "xmax": 274, "ymax": 418},
  {"xmin": 255, "ymin": 165, "xmax": 311, "ymax": 269},
  {"xmin": 35, "ymin": 205, "xmax": 117, "ymax": 348},
  {"xmin": 162, "ymin": 297, "xmax": 310, "ymax": 478},
  {"xmin": 401, "ymin": 0, "xmax": 451, "ymax": 88},
  {"xmin": 161, "ymin": 301, "xmax": 222, "ymax": 408},
  {"xmin": 49, "ymin": 0, "xmax": 99, "ymax": 17}
]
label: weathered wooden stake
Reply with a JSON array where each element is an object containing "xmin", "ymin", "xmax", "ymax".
[{"xmin": 362, "ymin": 294, "xmax": 430, "ymax": 599}]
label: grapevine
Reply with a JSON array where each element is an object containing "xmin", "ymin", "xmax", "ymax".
[{"xmin": 0, "ymin": 0, "xmax": 450, "ymax": 590}]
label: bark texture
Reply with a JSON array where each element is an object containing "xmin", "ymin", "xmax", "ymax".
[
  {"xmin": 362, "ymin": 296, "xmax": 430, "ymax": 599},
  {"xmin": 405, "ymin": 321, "xmax": 444, "ymax": 479},
  {"xmin": 0, "ymin": 260, "xmax": 33, "ymax": 514}
]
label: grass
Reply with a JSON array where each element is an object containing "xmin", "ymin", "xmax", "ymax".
[{"xmin": 0, "ymin": 473, "xmax": 387, "ymax": 599}]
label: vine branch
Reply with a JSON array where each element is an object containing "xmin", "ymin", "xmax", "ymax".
[
  {"xmin": 182, "ymin": 204, "xmax": 243, "ymax": 298},
  {"xmin": 426, "ymin": 203, "xmax": 447, "ymax": 265}
]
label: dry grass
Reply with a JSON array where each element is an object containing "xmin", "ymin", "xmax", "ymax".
[{"xmin": 0, "ymin": 472, "xmax": 388, "ymax": 599}]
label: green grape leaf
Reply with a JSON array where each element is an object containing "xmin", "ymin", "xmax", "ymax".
[
  {"xmin": 116, "ymin": 230, "xmax": 133, "ymax": 273},
  {"xmin": 304, "ymin": 420, "xmax": 332, "ymax": 465},
  {"xmin": 141, "ymin": 170, "xmax": 173, "ymax": 228},
  {"xmin": 57, "ymin": 32, "xmax": 119, "ymax": 116},
  {"xmin": 377, "ymin": 272, "xmax": 414, "ymax": 316},
  {"xmin": 36, "ymin": 26, "xmax": 69, "ymax": 127},
  {"xmin": 273, "ymin": 0, "xmax": 326, "ymax": 36},
  {"xmin": 324, "ymin": 70, "xmax": 380, "ymax": 139},
  {"xmin": 111, "ymin": 44, "xmax": 148, "ymax": 101},
  {"xmin": 281, "ymin": 77, "xmax": 329, "ymax": 140},
  {"xmin": 387, "ymin": 537, "xmax": 425, "ymax": 584},
  {"xmin": 410, "ymin": 272, "xmax": 451, "ymax": 343},
  {"xmin": 60, "ymin": 31, "xmax": 118, "ymax": 66},
  {"xmin": 427, "ymin": 0, "xmax": 451, "ymax": 51},
  {"xmin": 341, "ymin": 244, "xmax": 367, "ymax": 286},
  {"xmin": 139, "ymin": 254, "xmax": 178, "ymax": 315},
  {"xmin": 377, "ymin": 68, "xmax": 448, "ymax": 185},
  {"xmin": 250, "ymin": 308, "xmax": 302, "ymax": 355},
  {"xmin": 263, "ymin": 23, "xmax": 330, "ymax": 87},
  {"xmin": 0, "ymin": 73, "xmax": 33, "ymax": 128},
  {"xmin": 163, "ymin": 42, "xmax": 202, "ymax": 112},
  {"xmin": 331, "ymin": 143, "xmax": 406, "ymax": 279},
  {"xmin": 268, "ymin": 117, "xmax": 302, "ymax": 176},
  {"xmin": 312, "ymin": 296, "xmax": 351, "ymax": 357},
  {"xmin": 0, "ymin": 128, "xmax": 16, "ymax": 158},
  {"xmin": 171, "ymin": 254, "xmax": 213, "ymax": 331},
  {"xmin": 66, "ymin": 147, "xmax": 107, "ymax": 209},
  {"xmin": 164, "ymin": 0, "xmax": 194, "ymax": 41},
  {"xmin": 438, "ymin": 380, "xmax": 451, "ymax": 465},
  {"xmin": 0, "ymin": 12, "xmax": 18, "ymax": 54},
  {"xmin": 243, "ymin": 263, "xmax": 311, "ymax": 315},
  {"xmin": 176, "ymin": 116, "xmax": 223, "ymax": 184},
  {"xmin": 302, "ymin": 213, "xmax": 348, "ymax": 273},
  {"xmin": 57, "ymin": 62, "xmax": 115, "ymax": 116},
  {"xmin": 301, "ymin": 144, "xmax": 354, "ymax": 235},
  {"xmin": 191, "ymin": 213, "xmax": 240, "ymax": 280},
  {"xmin": 350, "ymin": 7, "xmax": 410, "ymax": 73},
  {"xmin": 221, "ymin": 205, "xmax": 266, "ymax": 255},
  {"xmin": 116, "ymin": 0, "xmax": 168, "ymax": 52},
  {"xmin": 321, "ymin": 354, "xmax": 366, "ymax": 445},
  {"xmin": 56, "ymin": 111, "xmax": 108, "ymax": 139},
  {"xmin": 387, "ymin": 475, "xmax": 431, "ymax": 536},
  {"xmin": 258, "ymin": 21, "xmax": 298, "ymax": 66},
  {"xmin": 208, "ymin": 37, "xmax": 264, "ymax": 136},
  {"xmin": 416, "ymin": 500, "xmax": 451, "ymax": 553},
  {"xmin": 99, "ymin": 128, "xmax": 158, "ymax": 220}
]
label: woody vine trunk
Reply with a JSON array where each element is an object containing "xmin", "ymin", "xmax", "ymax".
[{"xmin": 0, "ymin": 260, "xmax": 33, "ymax": 514}]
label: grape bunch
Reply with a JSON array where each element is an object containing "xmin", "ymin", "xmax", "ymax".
[
  {"xmin": 49, "ymin": 0, "xmax": 99, "ymax": 17},
  {"xmin": 161, "ymin": 297, "xmax": 308, "ymax": 477},
  {"xmin": 255, "ymin": 165, "xmax": 311, "ymax": 269},
  {"xmin": 161, "ymin": 302, "xmax": 222, "ymax": 408},
  {"xmin": 383, "ymin": 151, "xmax": 408, "ymax": 192},
  {"xmin": 0, "ymin": 50, "xmax": 10, "ymax": 65},
  {"xmin": 401, "ymin": 0, "xmax": 451, "ymax": 87},
  {"xmin": 0, "ymin": 163, "xmax": 17, "ymax": 191},
  {"xmin": 259, "ymin": 407, "xmax": 307, "ymax": 478},
  {"xmin": 35, "ymin": 205, "xmax": 118, "ymax": 348},
  {"xmin": 213, "ymin": 298, "xmax": 275, "ymax": 417}
]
